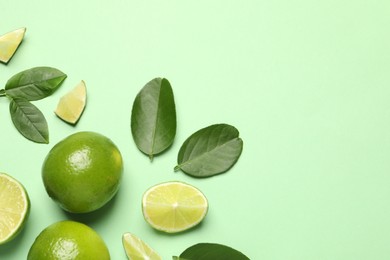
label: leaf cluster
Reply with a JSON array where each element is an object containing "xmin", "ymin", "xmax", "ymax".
[
  {"xmin": 131, "ymin": 78, "xmax": 243, "ymax": 177},
  {"xmin": 1, "ymin": 67, "xmax": 67, "ymax": 143}
]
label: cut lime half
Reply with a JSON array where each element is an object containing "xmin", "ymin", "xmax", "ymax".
[
  {"xmin": 122, "ymin": 232, "xmax": 161, "ymax": 260},
  {"xmin": 142, "ymin": 181, "xmax": 208, "ymax": 233},
  {"xmin": 0, "ymin": 27, "xmax": 26, "ymax": 64},
  {"xmin": 0, "ymin": 172, "xmax": 30, "ymax": 244},
  {"xmin": 55, "ymin": 80, "xmax": 87, "ymax": 125}
]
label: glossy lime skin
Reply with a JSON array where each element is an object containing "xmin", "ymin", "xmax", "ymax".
[
  {"xmin": 27, "ymin": 220, "xmax": 110, "ymax": 260},
  {"xmin": 42, "ymin": 131, "xmax": 123, "ymax": 213}
]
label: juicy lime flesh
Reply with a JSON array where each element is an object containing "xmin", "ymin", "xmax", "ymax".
[
  {"xmin": 142, "ymin": 182, "xmax": 208, "ymax": 233},
  {"xmin": 42, "ymin": 131, "xmax": 123, "ymax": 213},
  {"xmin": 0, "ymin": 173, "xmax": 30, "ymax": 244},
  {"xmin": 122, "ymin": 232, "xmax": 161, "ymax": 260},
  {"xmin": 55, "ymin": 80, "xmax": 87, "ymax": 124},
  {"xmin": 0, "ymin": 27, "xmax": 25, "ymax": 63},
  {"xmin": 28, "ymin": 220, "xmax": 110, "ymax": 260}
]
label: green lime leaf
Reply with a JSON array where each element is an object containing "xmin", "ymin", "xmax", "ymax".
[
  {"xmin": 9, "ymin": 97, "xmax": 49, "ymax": 143},
  {"xmin": 0, "ymin": 27, "xmax": 26, "ymax": 64},
  {"xmin": 174, "ymin": 243, "xmax": 250, "ymax": 260},
  {"xmin": 131, "ymin": 77, "xmax": 176, "ymax": 160},
  {"xmin": 174, "ymin": 124, "xmax": 243, "ymax": 177},
  {"xmin": 5, "ymin": 67, "xmax": 67, "ymax": 101}
]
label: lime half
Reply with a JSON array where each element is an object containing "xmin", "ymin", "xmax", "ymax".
[
  {"xmin": 122, "ymin": 232, "xmax": 161, "ymax": 260},
  {"xmin": 142, "ymin": 181, "xmax": 208, "ymax": 233},
  {"xmin": 0, "ymin": 27, "xmax": 26, "ymax": 64},
  {"xmin": 0, "ymin": 172, "xmax": 30, "ymax": 244},
  {"xmin": 55, "ymin": 80, "xmax": 87, "ymax": 124}
]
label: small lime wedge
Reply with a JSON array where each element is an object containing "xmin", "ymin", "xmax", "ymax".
[
  {"xmin": 55, "ymin": 80, "xmax": 87, "ymax": 124},
  {"xmin": 0, "ymin": 172, "xmax": 30, "ymax": 244},
  {"xmin": 142, "ymin": 181, "xmax": 208, "ymax": 233},
  {"xmin": 0, "ymin": 27, "xmax": 26, "ymax": 64},
  {"xmin": 122, "ymin": 232, "xmax": 161, "ymax": 260}
]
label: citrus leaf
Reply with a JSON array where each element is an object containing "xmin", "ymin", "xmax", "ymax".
[
  {"xmin": 9, "ymin": 97, "xmax": 49, "ymax": 143},
  {"xmin": 131, "ymin": 77, "xmax": 176, "ymax": 160},
  {"xmin": 5, "ymin": 67, "xmax": 67, "ymax": 101},
  {"xmin": 174, "ymin": 124, "xmax": 243, "ymax": 177},
  {"xmin": 0, "ymin": 27, "xmax": 26, "ymax": 64},
  {"xmin": 175, "ymin": 243, "xmax": 250, "ymax": 260}
]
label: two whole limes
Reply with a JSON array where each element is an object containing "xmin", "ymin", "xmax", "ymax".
[{"xmin": 28, "ymin": 131, "xmax": 123, "ymax": 259}]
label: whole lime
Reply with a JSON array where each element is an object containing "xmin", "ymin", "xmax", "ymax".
[
  {"xmin": 42, "ymin": 131, "xmax": 123, "ymax": 213},
  {"xmin": 27, "ymin": 220, "xmax": 110, "ymax": 260}
]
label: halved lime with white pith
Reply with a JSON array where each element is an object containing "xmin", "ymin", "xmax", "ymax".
[
  {"xmin": 0, "ymin": 27, "xmax": 26, "ymax": 64},
  {"xmin": 0, "ymin": 172, "xmax": 30, "ymax": 244},
  {"xmin": 122, "ymin": 232, "xmax": 161, "ymax": 260},
  {"xmin": 142, "ymin": 181, "xmax": 208, "ymax": 233}
]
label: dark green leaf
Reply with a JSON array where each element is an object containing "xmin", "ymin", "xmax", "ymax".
[
  {"xmin": 175, "ymin": 124, "xmax": 243, "ymax": 177},
  {"xmin": 5, "ymin": 66, "xmax": 67, "ymax": 101},
  {"xmin": 177, "ymin": 243, "xmax": 250, "ymax": 260},
  {"xmin": 131, "ymin": 77, "xmax": 176, "ymax": 160},
  {"xmin": 9, "ymin": 97, "xmax": 49, "ymax": 143}
]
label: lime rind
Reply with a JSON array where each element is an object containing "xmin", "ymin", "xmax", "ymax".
[{"xmin": 0, "ymin": 172, "xmax": 30, "ymax": 245}]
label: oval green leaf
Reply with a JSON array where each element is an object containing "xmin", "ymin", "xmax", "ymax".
[
  {"xmin": 131, "ymin": 77, "xmax": 176, "ymax": 160},
  {"xmin": 5, "ymin": 66, "xmax": 67, "ymax": 101},
  {"xmin": 9, "ymin": 97, "xmax": 49, "ymax": 143},
  {"xmin": 174, "ymin": 124, "xmax": 243, "ymax": 177},
  {"xmin": 174, "ymin": 243, "xmax": 250, "ymax": 260}
]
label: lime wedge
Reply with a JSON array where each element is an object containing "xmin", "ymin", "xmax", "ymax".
[
  {"xmin": 55, "ymin": 80, "xmax": 87, "ymax": 124},
  {"xmin": 0, "ymin": 27, "xmax": 26, "ymax": 64},
  {"xmin": 122, "ymin": 232, "xmax": 161, "ymax": 260},
  {"xmin": 142, "ymin": 181, "xmax": 208, "ymax": 233},
  {"xmin": 0, "ymin": 172, "xmax": 30, "ymax": 244}
]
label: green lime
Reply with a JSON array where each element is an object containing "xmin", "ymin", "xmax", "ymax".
[
  {"xmin": 42, "ymin": 131, "xmax": 123, "ymax": 213},
  {"xmin": 0, "ymin": 172, "xmax": 30, "ymax": 244},
  {"xmin": 27, "ymin": 220, "xmax": 110, "ymax": 260}
]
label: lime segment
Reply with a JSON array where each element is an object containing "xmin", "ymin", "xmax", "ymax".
[
  {"xmin": 142, "ymin": 181, "xmax": 208, "ymax": 233},
  {"xmin": 0, "ymin": 27, "xmax": 26, "ymax": 64},
  {"xmin": 122, "ymin": 232, "xmax": 161, "ymax": 260},
  {"xmin": 55, "ymin": 80, "xmax": 87, "ymax": 124},
  {"xmin": 0, "ymin": 172, "xmax": 30, "ymax": 244}
]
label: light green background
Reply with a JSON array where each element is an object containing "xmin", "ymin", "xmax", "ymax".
[{"xmin": 1, "ymin": 0, "xmax": 390, "ymax": 259}]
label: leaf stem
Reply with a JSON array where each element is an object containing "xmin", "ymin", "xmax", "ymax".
[{"xmin": 0, "ymin": 89, "xmax": 6, "ymax": 97}]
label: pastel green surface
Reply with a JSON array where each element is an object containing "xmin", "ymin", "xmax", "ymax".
[{"xmin": 0, "ymin": 1, "xmax": 390, "ymax": 259}]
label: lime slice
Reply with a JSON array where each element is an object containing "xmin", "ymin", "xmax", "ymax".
[
  {"xmin": 0, "ymin": 172, "xmax": 30, "ymax": 244},
  {"xmin": 55, "ymin": 80, "xmax": 87, "ymax": 124},
  {"xmin": 0, "ymin": 27, "xmax": 26, "ymax": 64},
  {"xmin": 122, "ymin": 232, "xmax": 161, "ymax": 260},
  {"xmin": 142, "ymin": 181, "xmax": 208, "ymax": 233}
]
